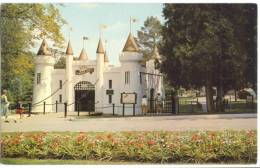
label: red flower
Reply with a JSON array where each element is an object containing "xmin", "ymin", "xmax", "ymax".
[
  {"xmin": 147, "ymin": 140, "xmax": 156, "ymax": 146},
  {"xmin": 96, "ymin": 135, "xmax": 103, "ymax": 140},
  {"xmin": 107, "ymin": 134, "xmax": 113, "ymax": 139},
  {"xmin": 76, "ymin": 133, "xmax": 87, "ymax": 143},
  {"xmin": 247, "ymin": 130, "xmax": 255, "ymax": 137},
  {"xmin": 128, "ymin": 140, "xmax": 134, "ymax": 145},
  {"xmin": 191, "ymin": 134, "xmax": 202, "ymax": 142}
]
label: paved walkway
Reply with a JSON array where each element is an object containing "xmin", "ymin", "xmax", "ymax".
[{"xmin": 1, "ymin": 113, "xmax": 257, "ymax": 132}]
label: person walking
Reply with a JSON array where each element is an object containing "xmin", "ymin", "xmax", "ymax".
[
  {"xmin": 141, "ymin": 95, "xmax": 148, "ymax": 115},
  {"xmin": 155, "ymin": 93, "xmax": 163, "ymax": 114},
  {"xmin": 16, "ymin": 100, "xmax": 24, "ymax": 119},
  {"xmin": 1, "ymin": 89, "xmax": 10, "ymax": 122}
]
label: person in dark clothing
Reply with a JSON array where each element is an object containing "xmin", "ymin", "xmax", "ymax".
[{"xmin": 16, "ymin": 101, "xmax": 24, "ymax": 119}]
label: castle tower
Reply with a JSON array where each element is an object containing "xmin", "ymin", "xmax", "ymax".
[
  {"xmin": 65, "ymin": 40, "xmax": 74, "ymax": 111},
  {"xmin": 32, "ymin": 39, "xmax": 55, "ymax": 112},
  {"xmin": 95, "ymin": 38, "xmax": 105, "ymax": 112},
  {"xmin": 119, "ymin": 33, "xmax": 143, "ymax": 115},
  {"xmin": 79, "ymin": 48, "xmax": 88, "ymax": 61},
  {"xmin": 104, "ymin": 51, "xmax": 109, "ymax": 67}
]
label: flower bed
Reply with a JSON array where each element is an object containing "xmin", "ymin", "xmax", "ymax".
[{"xmin": 1, "ymin": 130, "xmax": 257, "ymax": 163}]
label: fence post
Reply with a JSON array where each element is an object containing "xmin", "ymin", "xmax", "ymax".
[
  {"xmin": 122, "ymin": 104, "xmax": 125, "ymax": 116},
  {"xmin": 56, "ymin": 101, "xmax": 58, "ymax": 113},
  {"xmin": 133, "ymin": 104, "xmax": 135, "ymax": 116},
  {"xmin": 112, "ymin": 103, "xmax": 115, "ymax": 116},
  {"xmin": 64, "ymin": 102, "xmax": 67, "ymax": 118},
  {"xmin": 251, "ymin": 96, "xmax": 254, "ymax": 109},
  {"xmin": 43, "ymin": 102, "xmax": 46, "ymax": 115},
  {"xmin": 177, "ymin": 97, "xmax": 179, "ymax": 114},
  {"xmin": 77, "ymin": 101, "xmax": 80, "ymax": 116},
  {"xmin": 28, "ymin": 103, "xmax": 32, "ymax": 117},
  {"xmin": 191, "ymin": 101, "xmax": 193, "ymax": 113}
]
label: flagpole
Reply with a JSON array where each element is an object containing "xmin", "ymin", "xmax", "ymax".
[
  {"xmin": 99, "ymin": 25, "xmax": 101, "ymax": 38},
  {"xmin": 83, "ymin": 37, "xmax": 84, "ymax": 49},
  {"xmin": 130, "ymin": 17, "xmax": 132, "ymax": 34}
]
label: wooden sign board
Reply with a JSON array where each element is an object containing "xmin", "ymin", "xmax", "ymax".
[
  {"xmin": 75, "ymin": 66, "xmax": 94, "ymax": 75},
  {"xmin": 121, "ymin": 92, "xmax": 137, "ymax": 104},
  {"xmin": 106, "ymin": 90, "xmax": 114, "ymax": 95}
]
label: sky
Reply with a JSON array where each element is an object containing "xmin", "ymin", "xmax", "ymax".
[{"xmin": 37, "ymin": 3, "xmax": 165, "ymax": 65}]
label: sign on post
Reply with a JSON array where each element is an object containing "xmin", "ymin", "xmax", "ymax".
[
  {"xmin": 121, "ymin": 92, "xmax": 137, "ymax": 104},
  {"xmin": 120, "ymin": 92, "xmax": 137, "ymax": 116}
]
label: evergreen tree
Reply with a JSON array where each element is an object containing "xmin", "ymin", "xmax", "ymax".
[
  {"xmin": 137, "ymin": 16, "xmax": 162, "ymax": 63},
  {"xmin": 160, "ymin": 4, "xmax": 256, "ymax": 112}
]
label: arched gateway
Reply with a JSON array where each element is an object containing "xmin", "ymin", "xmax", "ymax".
[{"xmin": 74, "ymin": 81, "xmax": 95, "ymax": 112}]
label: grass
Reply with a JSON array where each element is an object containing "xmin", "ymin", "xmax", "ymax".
[
  {"xmin": 178, "ymin": 97, "xmax": 256, "ymax": 114},
  {"xmin": 0, "ymin": 158, "xmax": 144, "ymax": 165}
]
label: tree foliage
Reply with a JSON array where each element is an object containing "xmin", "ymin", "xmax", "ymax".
[
  {"xmin": 137, "ymin": 16, "xmax": 163, "ymax": 63},
  {"xmin": 1, "ymin": 4, "xmax": 66, "ymax": 102},
  {"xmin": 160, "ymin": 4, "xmax": 257, "ymax": 112}
]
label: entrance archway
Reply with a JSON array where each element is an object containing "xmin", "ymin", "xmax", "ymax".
[{"xmin": 74, "ymin": 81, "xmax": 95, "ymax": 111}]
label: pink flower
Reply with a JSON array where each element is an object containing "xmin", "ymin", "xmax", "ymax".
[{"xmin": 147, "ymin": 140, "xmax": 156, "ymax": 146}]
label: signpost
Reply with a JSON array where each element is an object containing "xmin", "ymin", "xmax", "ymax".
[{"xmin": 121, "ymin": 92, "xmax": 137, "ymax": 116}]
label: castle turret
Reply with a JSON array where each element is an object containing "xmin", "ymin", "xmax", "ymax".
[
  {"xmin": 79, "ymin": 48, "xmax": 88, "ymax": 61},
  {"xmin": 65, "ymin": 40, "xmax": 74, "ymax": 111},
  {"xmin": 119, "ymin": 33, "xmax": 143, "ymax": 115},
  {"xmin": 95, "ymin": 38, "xmax": 105, "ymax": 112},
  {"xmin": 104, "ymin": 51, "xmax": 109, "ymax": 67},
  {"xmin": 32, "ymin": 39, "xmax": 55, "ymax": 112}
]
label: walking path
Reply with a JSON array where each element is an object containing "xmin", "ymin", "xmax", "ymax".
[{"xmin": 1, "ymin": 113, "xmax": 257, "ymax": 132}]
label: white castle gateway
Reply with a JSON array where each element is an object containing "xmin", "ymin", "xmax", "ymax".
[{"xmin": 32, "ymin": 33, "xmax": 164, "ymax": 115}]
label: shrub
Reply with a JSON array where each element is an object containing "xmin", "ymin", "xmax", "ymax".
[{"xmin": 1, "ymin": 130, "xmax": 257, "ymax": 163}]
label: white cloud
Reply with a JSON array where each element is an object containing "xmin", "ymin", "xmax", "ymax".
[
  {"xmin": 78, "ymin": 3, "xmax": 99, "ymax": 9},
  {"xmin": 108, "ymin": 21, "xmax": 128, "ymax": 31}
]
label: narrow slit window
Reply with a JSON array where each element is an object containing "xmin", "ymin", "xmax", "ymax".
[
  {"xmin": 59, "ymin": 94, "xmax": 62, "ymax": 103},
  {"xmin": 37, "ymin": 73, "xmax": 41, "ymax": 84},
  {"xmin": 125, "ymin": 71, "xmax": 130, "ymax": 84},
  {"xmin": 59, "ymin": 80, "xmax": 62, "ymax": 89},
  {"xmin": 109, "ymin": 80, "xmax": 112, "ymax": 89}
]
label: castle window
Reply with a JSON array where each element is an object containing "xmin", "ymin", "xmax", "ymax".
[
  {"xmin": 59, "ymin": 80, "xmax": 62, "ymax": 89},
  {"xmin": 37, "ymin": 73, "xmax": 41, "ymax": 84},
  {"xmin": 108, "ymin": 95, "xmax": 112, "ymax": 104},
  {"xmin": 109, "ymin": 80, "xmax": 112, "ymax": 89},
  {"xmin": 125, "ymin": 71, "xmax": 130, "ymax": 84},
  {"xmin": 59, "ymin": 94, "xmax": 62, "ymax": 103}
]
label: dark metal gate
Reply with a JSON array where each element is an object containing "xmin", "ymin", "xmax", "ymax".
[{"xmin": 74, "ymin": 81, "xmax": 95, "ymax": 112}]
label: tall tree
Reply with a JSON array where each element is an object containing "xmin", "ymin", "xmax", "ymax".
[
  {"xmin": 160, "ymin": 4, "xmax": 255, "ymax": 112},
  {"xmin": 1, "ymin": 4, "xmax": 66, "ymax": 102},
  {"xmin": 137, "ymin": 16, "xmax": 162, "ymax": 63}
]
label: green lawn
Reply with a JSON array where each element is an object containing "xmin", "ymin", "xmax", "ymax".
[
  {"xmin": 178, "ymin": 97, "xmax": 256, "ymax": 114},
  {"xmin": 0, "ymin": 158, "xmax": 143, "ymax": 165}
]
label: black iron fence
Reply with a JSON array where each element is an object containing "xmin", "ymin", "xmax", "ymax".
[{"xmin": 7, "ymin": 95, "xmax": 256, "ymax": 119}]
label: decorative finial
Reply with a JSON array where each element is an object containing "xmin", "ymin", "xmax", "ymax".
[
  {"xmin": 83, "ymin": 36, "xmax": 88, "ymax": 49},
  {"xmin": 130, "ymin": 17, "xmax": 138, "ymax": 34},
  {"xmin": 99, "ymin": 24, "xmax": 107, "ymax": 39}
]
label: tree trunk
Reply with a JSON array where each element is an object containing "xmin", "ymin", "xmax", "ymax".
[
  {"xmin": 234, "ymin": 90, "xmax": 237, "ymax": 102},
  {"xmin": 216, "ymin": 86, "xmax": 224, "ymax": 112},
  {"xmin": 206, "ymin": 80, "xmax": 215, "ymax": 113}
]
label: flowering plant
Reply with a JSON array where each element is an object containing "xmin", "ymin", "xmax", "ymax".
[{"xmin": 1, "ymin": 130, "xmax": 256, "ymax": 163}]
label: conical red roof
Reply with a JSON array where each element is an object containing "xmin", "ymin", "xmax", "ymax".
[
  {"xmin": 122, "ymin": 33, "xmax": 139, "ymax": 52},
  {"xmin": 96, "ymin": 38, "xmax": 105, "ymax": 53},
  {"xmin": 66, "ymin": 40, "xmax": 73, "ymax": 55},
  {"xmin": 79, "ymin": 48, "xmax": 88, "ymax": 60},
  {"xmin": 37, "ymin": 39, "xmax": 52, "ymax": 56}
]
